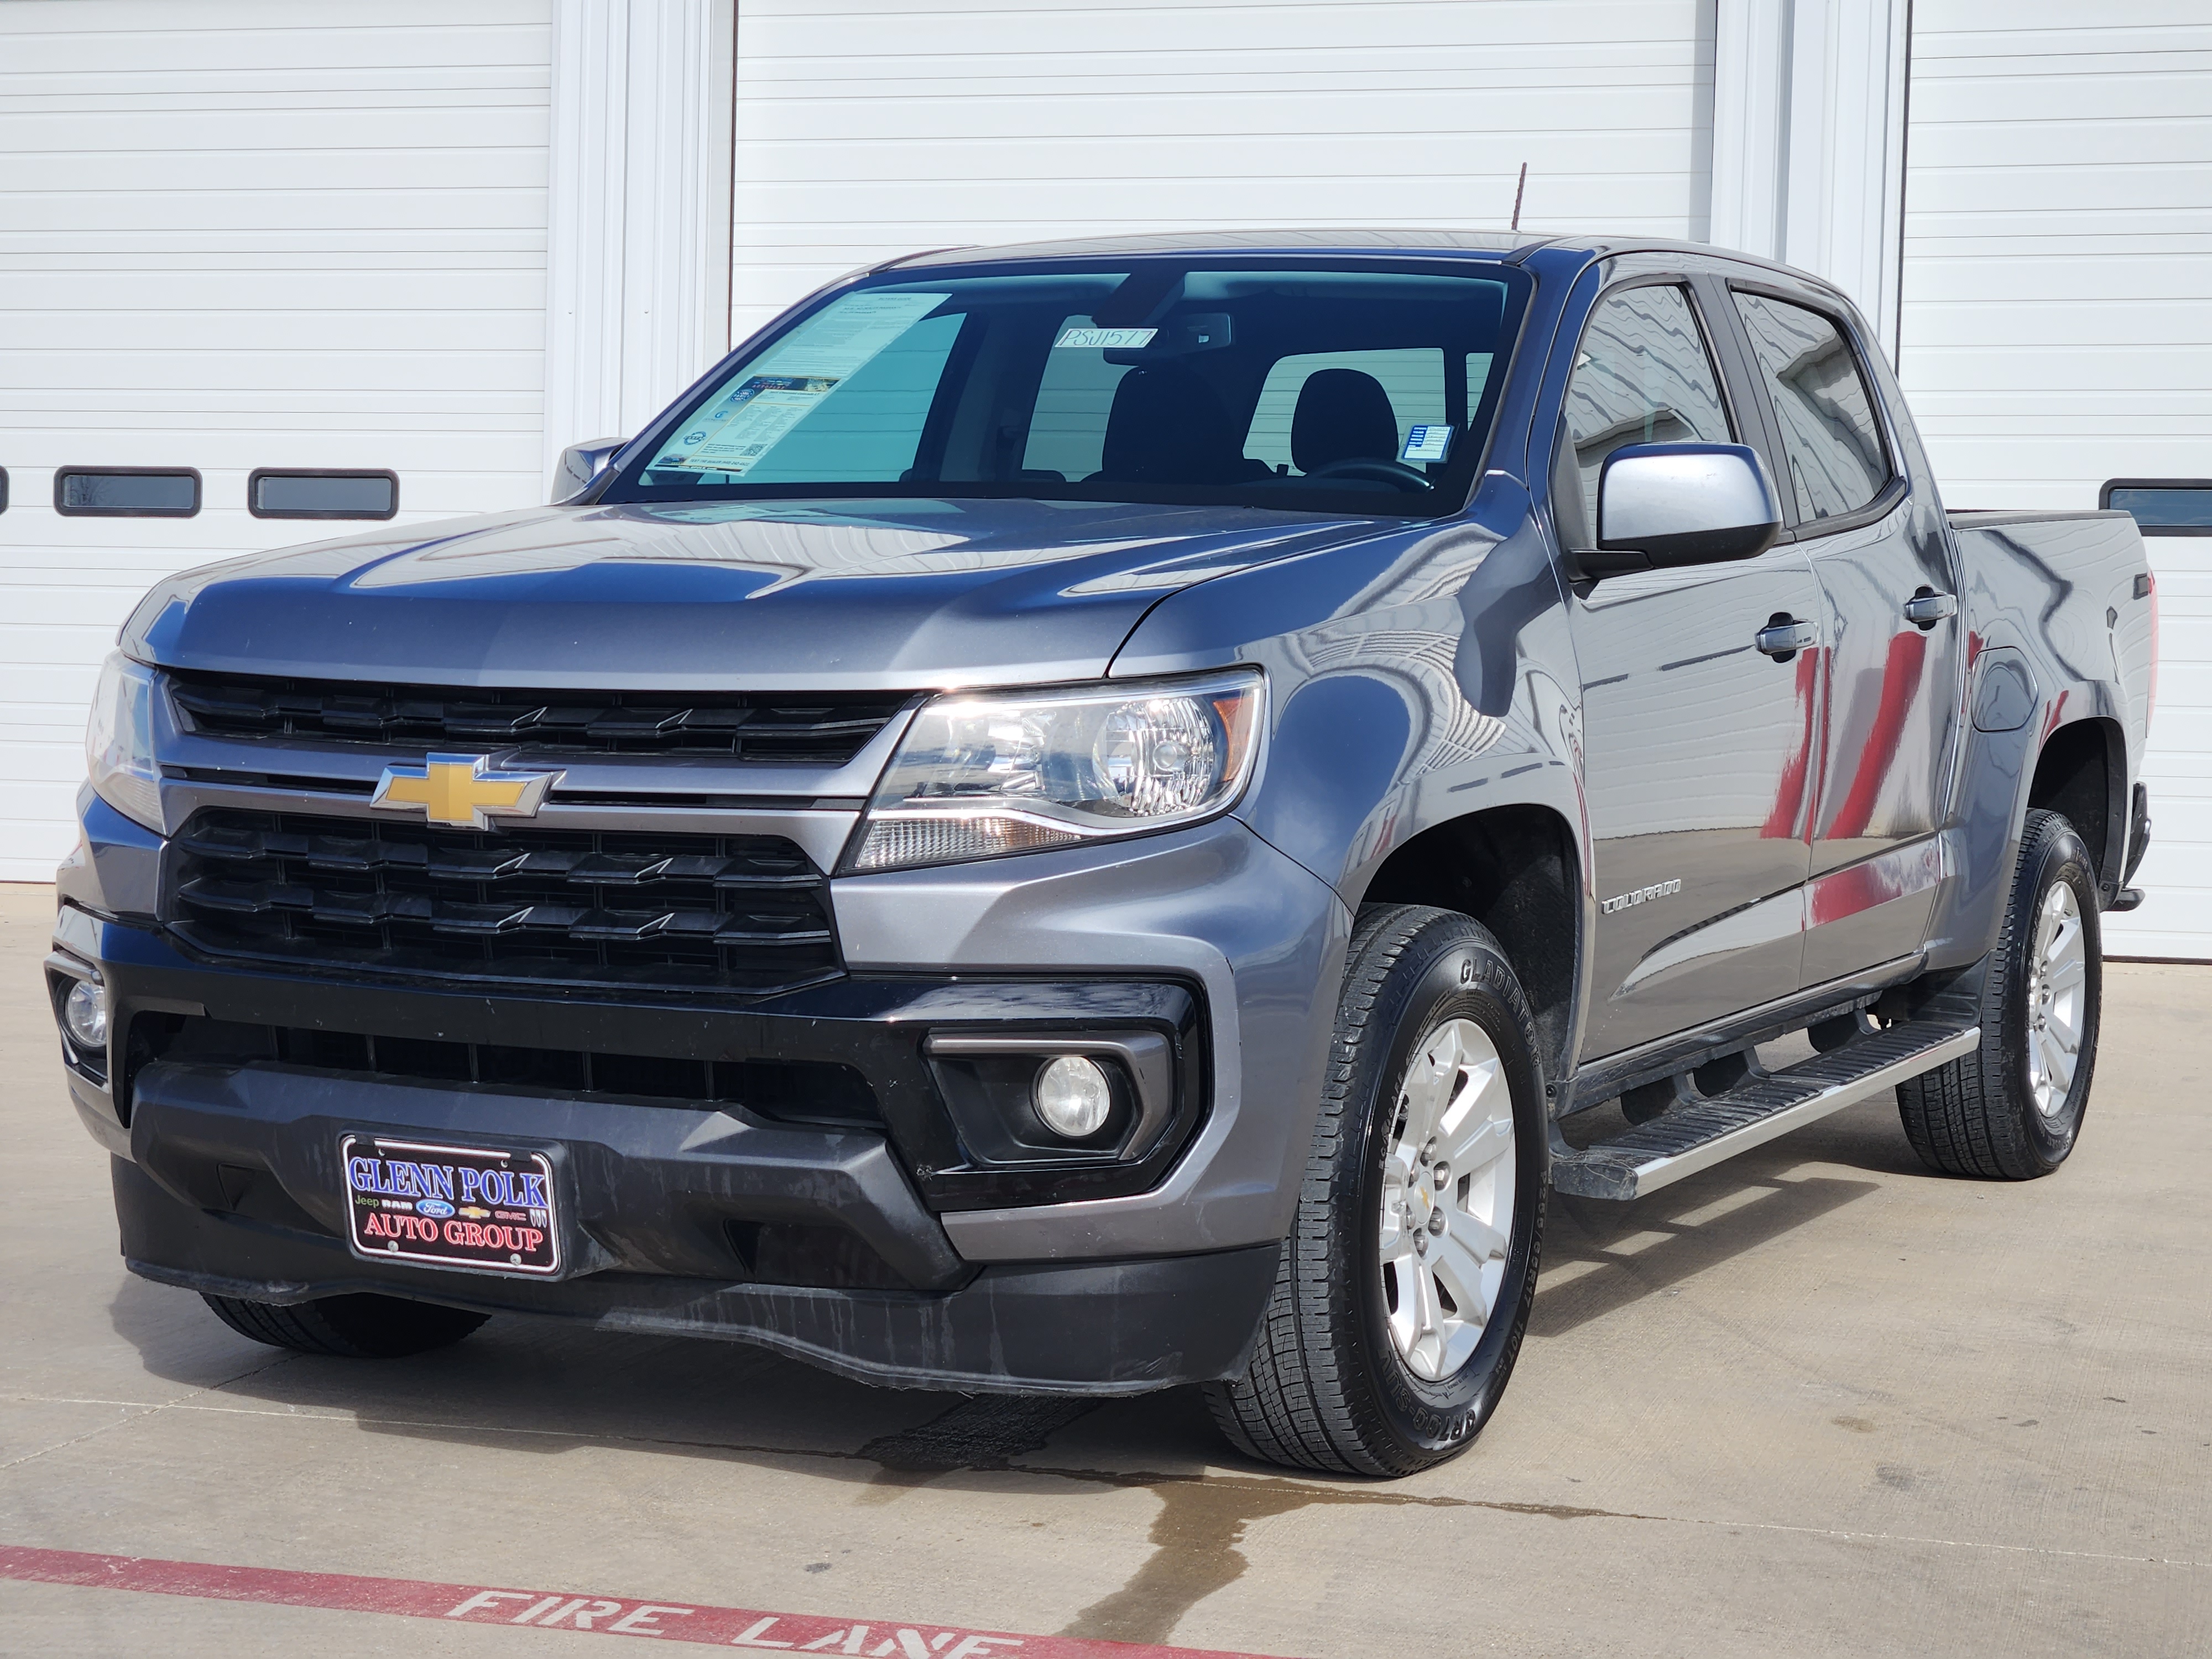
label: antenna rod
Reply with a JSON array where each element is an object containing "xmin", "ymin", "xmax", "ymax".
[{"xmin": 1511, "ymin": 163, "xmax": 1528, "ymax": 231}]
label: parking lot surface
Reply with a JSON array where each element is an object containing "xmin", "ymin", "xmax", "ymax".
[{"xmin": 2, "ymin": 881, "xmax": 2206, "ymax": 1657}]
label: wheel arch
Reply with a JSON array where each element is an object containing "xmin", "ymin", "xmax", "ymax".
[
  {"xmin": 2028, "ymin": 715, "xmax": 2126, "ymax": 900},
  {"xmin": 1355, "ymin": 804, "xmax": 1582, "ymax": 1093}
]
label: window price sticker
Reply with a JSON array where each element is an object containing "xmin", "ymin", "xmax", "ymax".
[
  {"xmin": 662, "ymin": 291, "xmax": 950, "ymax": 475},
  {"xmin": 1401, "ymin": 424, "xmax": 1454, "ymax": 464}
]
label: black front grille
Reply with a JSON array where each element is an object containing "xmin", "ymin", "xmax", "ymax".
[
  {"xmin": 142, "ymin": 1014, "xmax": 881, "ymax": 1126},
  {"xmin": 166, "ymin": 809, "xmax": 841, "ymax": 994},
  {"xmin": 168, "ymin": 671, "xmax": 907, "ymax": 765}
]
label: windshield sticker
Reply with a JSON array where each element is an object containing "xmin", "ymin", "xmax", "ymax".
[
  {"xmin": 1401, "ymin": 424, "xmax": 1453, "ymax": 465},
  {"xmin": 661, "ymin": 291, "xmax": 949, "ymax": 476},
  {"xmin": 1055, "ymin": 326, "xmax": 1157, "ymax": 349},
  {"xmin": 761, "ymin": 291, "xmax": 951, "ymax": 378},
  {"xmin": 665, "ymin": 375, "xmax": 838, "ymax": 475}
]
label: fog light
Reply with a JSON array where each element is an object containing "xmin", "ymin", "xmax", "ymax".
[
  {"xmin": 1034, "ymin": 1055, "xmax": 1113, "ymax": 1139},
  {"xmin": 63, "ymin": 979, "xmax": 107, "ymax": 1049}
]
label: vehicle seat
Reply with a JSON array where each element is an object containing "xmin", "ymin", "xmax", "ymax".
[
  {"xmin": 1292, "ymin": 369, "xmax": 1400, "ymax": 474},
  {"xmin": 1095, "ymin": 363, "xmax": 1265, "ymax": 486}
]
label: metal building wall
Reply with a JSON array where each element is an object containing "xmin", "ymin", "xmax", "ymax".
[
  {"xmin": 0, "ymin": 0, "xmax": 557, "ymax": 878},
  {"xmin": 1900, "ymin": 1, "xmax": 2212, "ymax": 957},
  {"xmin": 728, "ymin": 0, "xmax": 1720, "ymax": 340}
]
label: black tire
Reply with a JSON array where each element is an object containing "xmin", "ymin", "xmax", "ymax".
[
  {"xmin": 1203, "ymin": 904, "xmax": 1547, "ymax": 1477},
  {"xmin": 201, "ymin": 1291, "xmax": 490, "ymax": 1358},
  {"xmin": 1897, "ymin": 808, "xmax": 2103, "ymax": 1179}
]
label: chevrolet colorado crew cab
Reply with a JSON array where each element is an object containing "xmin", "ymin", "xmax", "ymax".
[{"xmin": 52, "ymin": 231, "xmax": 2154, "ymax": 1477}]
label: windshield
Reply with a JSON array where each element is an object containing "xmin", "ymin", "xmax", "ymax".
[{"xmin": 607, "ymin": 261, "xmax": 1528, "ymax": 517}]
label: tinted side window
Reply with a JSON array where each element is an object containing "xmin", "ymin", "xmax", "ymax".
[
  {"xmin": 1733, "ymin": 293, "xmax": 1888, "ymax": 523},
  {"xmin": 1561, "ymin": 285, "xmax": 1731, "ymax": 535}
]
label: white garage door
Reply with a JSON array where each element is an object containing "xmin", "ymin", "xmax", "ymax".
[
  {"xmin": 1901, "ymin": 1, "xmax": 2212, "ymax": 957},
  {"xmin": 730, "ymin": 0, "xmax": 1719, "ymax": 339},
  {"xmin": 0, "ymin": 0, "xmax": 552, "ymax": 879}
]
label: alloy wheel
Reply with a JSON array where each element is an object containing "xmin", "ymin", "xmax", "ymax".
[
  {"xmin": 2025, "ymin": 880, "xmax": 2088, "ymax": 1118},
  {"xmin": 1377, "ymin": 1017, "xmax": 1517, "ymax": 1381}
]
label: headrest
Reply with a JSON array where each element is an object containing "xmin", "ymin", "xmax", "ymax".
[
  {"xmin": 1099, "ymin": 363, "xmax": 1243, "ymax": 484},
  {"xmin": 1292, "ymin": 369, "xmax": 1400, "ymax": 474}
]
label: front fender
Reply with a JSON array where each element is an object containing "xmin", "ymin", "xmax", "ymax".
[{"xmin": 1113, "ymin": 476, "xmax": 1586, "ymax": 905}]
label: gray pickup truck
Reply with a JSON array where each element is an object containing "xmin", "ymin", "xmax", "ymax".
[{"xmin": 51, "ymin": 231, "xmax": 2154, "ymax": 1476}]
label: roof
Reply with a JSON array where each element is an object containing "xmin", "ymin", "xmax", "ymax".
[
  {"xmin": 877, "ymin": 229, "xmax": 1850, "ymax": 302},
  {"xmin": 881, "ymin": 228, "xmax": 1547, "ymax": 268}
]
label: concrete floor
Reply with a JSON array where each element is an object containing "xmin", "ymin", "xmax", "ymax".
[{"xmin": 2, "ymin": 880, "xmax": 2206, "ymax": 1657}]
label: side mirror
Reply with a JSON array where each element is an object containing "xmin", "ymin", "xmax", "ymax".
[
  {"xmin": 550, "ymin": 436, "xmax": 627, "ymax": 505},
  {"xmin": 1582, "ymin": 443, "xmax": 1782, "ymax": 578}
]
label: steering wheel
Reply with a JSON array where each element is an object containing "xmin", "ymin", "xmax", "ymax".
[{"xmin": 1307, "ymin": 456, "xmax": 1433, "ymax": 489}]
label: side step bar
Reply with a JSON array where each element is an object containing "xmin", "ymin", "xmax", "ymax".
[{"xmin": 1551, "ymin": 1020, "xmax": 1981, "ymax": 1202}]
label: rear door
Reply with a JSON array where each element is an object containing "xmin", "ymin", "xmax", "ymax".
[
  {"xmin": 1725, "ymin": 287, "xmax": 1963, "ymax": 984},
  {"xmin": 1561, "ymin": 278, "xmax": 1824, "ymax": 1058}
]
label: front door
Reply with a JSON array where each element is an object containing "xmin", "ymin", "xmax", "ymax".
[
  {"xmin": 1728, "ymin": 290, "xmax": 1963, "ymax": 984},
  {"xmin": 1559, "ymin": 281, "xmax": 1823, "ymax": 1059}
]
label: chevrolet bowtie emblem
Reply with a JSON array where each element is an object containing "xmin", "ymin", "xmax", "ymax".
[{"xmin": 369, "ymin": 753, "xmax": 562, "ymax": 828}]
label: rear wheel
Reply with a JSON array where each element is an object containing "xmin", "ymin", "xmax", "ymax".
[
  {"xmin": 1204, "ymin": 904, "xmax": 1546, "ymax": 1477},
  {"xmin": 1897, "ymin": 808, "xmax": 2101, "ymax": 1178},
  {"xmin": 201, "ymin": 1291, "xmax": 489, "ymax": 1358}
]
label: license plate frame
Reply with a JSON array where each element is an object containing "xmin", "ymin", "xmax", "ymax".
[{"xmin": 341, "ymin": 1133, "xmax": 564, "ymax": 1278}]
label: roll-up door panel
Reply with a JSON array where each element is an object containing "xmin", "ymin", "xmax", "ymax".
[
  {"xmin": 1902, "ymin": 2, "xmax": 2212, "ymax": 957},
  {"xmin": 0, "ymin": 0, "xmax": 552, "ymax": 877}
]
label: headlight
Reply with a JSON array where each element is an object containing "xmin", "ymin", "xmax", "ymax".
[
  {"xmin": 849, "ymin": 670, "xmax": 1264, "ymax": 873},
  {"xmin": 86, "ymin": 650, "xmax": 165, "ymax": 834}
]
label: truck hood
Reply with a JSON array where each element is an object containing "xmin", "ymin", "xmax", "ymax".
[{"xmin": 123, "ymin": 498, "xmax": 1397, "ymax": 690}]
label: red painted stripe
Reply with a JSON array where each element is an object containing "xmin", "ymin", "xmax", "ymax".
[{"xmin": 0, "ymin": 1544, "xmax": 1291, "ymax": 1659}]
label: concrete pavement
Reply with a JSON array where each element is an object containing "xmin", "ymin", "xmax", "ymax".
[{"xmin": 2, "ymin": 881, "xmax": 2206, "ymax": 1656}]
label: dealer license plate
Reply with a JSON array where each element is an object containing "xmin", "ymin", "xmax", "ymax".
[{"xmin": 341, "ymin": 1133, "xmax": 562, "ymax": 1277}]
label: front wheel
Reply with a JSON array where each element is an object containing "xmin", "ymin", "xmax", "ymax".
[
  {"xmin": 1897, "ymin": 808, "xmax": 2102, "ymax": 1178},
  {"xmin": 1204, "ymin": 904, "xmax": 1546, "ymax": 1477}
]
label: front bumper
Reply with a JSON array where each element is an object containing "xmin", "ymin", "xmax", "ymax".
[
  {"xmin": 112, "ymin": 1157, "xmax": 1280, "ymax": 1394},
  {"xmin": 54, "ymin": 802, "xmax": 1348, "ymax": 1391}
]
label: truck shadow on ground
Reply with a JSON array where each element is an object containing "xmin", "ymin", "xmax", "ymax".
[
  {"xmin": 101, "ymin": 1095, "xmax": 1917, "ymax": 1646},
  {"xmin": 1532, "ymin": 1095, "xmax": 1907, "ymax": 1338},
  {"xmin": 1536, "ymin": 1171, "xmax": 1879, "ymax": 1338}
]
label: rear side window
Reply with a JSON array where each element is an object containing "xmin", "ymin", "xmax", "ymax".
[
  {"xmin": 1559, "ymin": 284, "xmax": 1733, "ymax": 536},
  {"xmin": 1733, "ymin": 293, "xmax": 1889, "ymax": 524}
]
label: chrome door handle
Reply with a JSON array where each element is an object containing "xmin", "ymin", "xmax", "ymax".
[
  {"xmin": 1903, "ymin": 589, "xmax": 1957, "ymax": 628},
  {"xmin": 1755, "ymin": 618, "xmax": 1819, "ymax": 659}
]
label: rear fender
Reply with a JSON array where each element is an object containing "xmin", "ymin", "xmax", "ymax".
[{"xmin": 1925, "ymin": 684, "xmax": 2126, "ymax": 970}]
